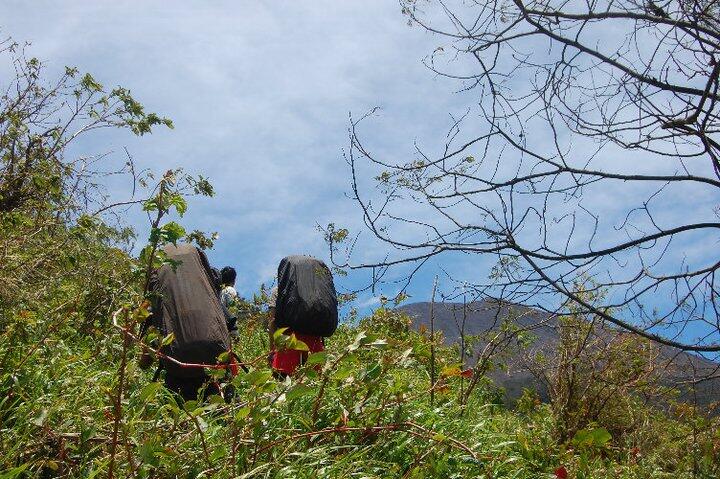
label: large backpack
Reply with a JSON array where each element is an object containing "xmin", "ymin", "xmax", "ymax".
[
  {"xmin": 275, "ymin": 255, "xmax": 338, "ymax": 337},
  {"xmin": 149, "ymin": 244, "xmax": 231, "ymax": 379}
]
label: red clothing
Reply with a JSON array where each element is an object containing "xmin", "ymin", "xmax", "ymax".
[{"xmin": 271, "ymin": 332, "xmax": 324, "ymax": 375}]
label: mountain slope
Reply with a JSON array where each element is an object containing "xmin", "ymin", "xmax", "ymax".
[{"xmin": 399, "ymin": 300, "xmax": 720, "ymax": 408}]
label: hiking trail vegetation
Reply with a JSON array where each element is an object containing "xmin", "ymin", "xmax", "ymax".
[{"xmin": 1, "ymin": 6, "xmax": 720, "ymax": 478}]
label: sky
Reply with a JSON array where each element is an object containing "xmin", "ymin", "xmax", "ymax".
[
  {"xmin": 1, "ymin": 1, "xmax": 472, "ymax": 305},
  {"xmin": 2, "ymin": 1, "xmax": 718, "ymax": 345}
]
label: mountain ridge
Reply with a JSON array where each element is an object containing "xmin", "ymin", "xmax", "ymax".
[{"xmin": 398, "ymin": 300, "xmax": 720, "ymax": 409}]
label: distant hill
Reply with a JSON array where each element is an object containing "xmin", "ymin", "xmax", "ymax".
[{"xmin": 399, "ymin": 300, "xmax": 720, "ymax": 409}]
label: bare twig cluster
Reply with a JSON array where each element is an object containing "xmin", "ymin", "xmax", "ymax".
[{"xmin": 336, "ymin": 0, "xmax": 720, "ymax": 357}]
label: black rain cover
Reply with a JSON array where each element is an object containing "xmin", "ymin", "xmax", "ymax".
[
  {"xmin": 275, "ymin": 255, "xmax": 338, "ymax": 337},
  {"xmin": 153, "ymin": 244, "xmax": 231, "ymax": 378}
]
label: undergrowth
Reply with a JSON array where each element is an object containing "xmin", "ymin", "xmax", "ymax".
[
  {"xmin": 1, "ymin": 38, "xmax": 719, "ymax": 479},
  {"xmin": 2, "ymin": 304, "xmax": 718, "ymax": 478}
]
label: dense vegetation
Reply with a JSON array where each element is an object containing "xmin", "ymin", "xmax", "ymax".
[{"xmin": 1, "ymin": 40, "xmax": 719, "ymax": 479}]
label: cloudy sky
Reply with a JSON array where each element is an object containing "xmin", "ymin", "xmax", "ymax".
[
  {"xmin": 3, "ymin": 1, "xmax": 717, "ymax": 344},
  {"xmin": 2, "ymin": 1, "xmax": 473, "ymax": 302}
]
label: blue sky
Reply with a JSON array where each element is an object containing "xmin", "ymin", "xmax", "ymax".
[
  {"xmin": 2, "ymin": 1, "xmax": 717, "ymax": 347},
  {"xmin": 1, "ymin": 1, "xmax": 472, "ymax": 305}
]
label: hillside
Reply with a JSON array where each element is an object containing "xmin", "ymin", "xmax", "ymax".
[
  {"xmin": 3, "ymin": 36, "xmax": 720, "ymax": 478},
  {"xmin": 400, "ymin": 300, "xmax": 720, "ymax": 408}
]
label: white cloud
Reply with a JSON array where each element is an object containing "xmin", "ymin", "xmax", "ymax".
[
  {"xmin": 0, "ymin": 0, "xmax": 462, "ymax": 298},
  {"xmin": 3, "ymin": 0, "xmax": 714, "ymax": 335}
]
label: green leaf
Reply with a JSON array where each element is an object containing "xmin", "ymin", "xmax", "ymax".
[
  {"xmin": 161, "ymin": 332, "xmax": 175, "ymax": 347},
  {"xmin": 193, "ymin": 176, "xmax": 215, "ymax": 196},
  {"xmin": 80, "ymin": 73, "xmax": 103, "ymax": 92},
  {"xmin": 159, "ymin": 222, "xmax": 186, "ymax": 245},
  {"xmin": 0, "ymin": 463, "xmax": 30, "ymax": 479},
  {"xmin": 142, "ymin": 198, "xmax": 159, "ymax": 212},
  {"xmin": 138, "ymin": 440, "xmax": 160, "ymax": 466},
  {"xmin": 362, "ymin": 362, "xmax": 383, "ymax": 382},
  {"xmin": 286, "ymin": 383, "xmax": 315, "ymax": 401},
  {"xmin": 208, "ymin": 368, "xmax": 226, "ymax": 380},
  {"xmin": 273, "ymin": 327, "xmax": 289, "ymax": 340},
  {"xmin": 148, "ymin": 226, "xmax": 161, "ymax": 244},
  {"xmin": 572, "ymin": 427, "xmax": 612, "ymax": 448},
  {"xmin": 588, "ymin": 428, "xmax": 612, "ymax": 446},
  {"xmin": 133, "ymin": 304, "xmax": 151, "ymax": 323},
  {"xmin": 305, "ymin": 351, "xmax": 328, "ymax": 366},
  {"xmin": 288, "ymin": 335, "xmax": 309, "ymax": 351},
  {"xmin": 244, "ymin": 370, "xmax": 273, "ymax": 386},
  {"xmin": 210, "ymin": 447, "xmax": 227, "ymax": 461},
  {"xmin": 334, "ymin": 364, "xmax": 355, "ymax": 380},
  {"xmin": 235, "ymin": 407, "xmax": 252, "ymax": 421},
  {"xmin": 167, "ymin": 193, "xmax": 187, "ymax": 217},
  {"xmin": 139, "ymin": 382, "xmax": 162, "ymax": 402}
]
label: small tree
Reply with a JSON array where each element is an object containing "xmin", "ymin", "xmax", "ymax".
[{"xmin": 525, "ymin": 282, "xmax": 664, "ymax": 442}]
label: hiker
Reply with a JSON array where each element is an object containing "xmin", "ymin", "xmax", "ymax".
[
  {"xmin": 220, "ymin": 266, "xmax": 238, "ymax": 307},
  {"xmin": 141, "ymin": 243, "xmax": 236, "ymax": 400},
  {"xmin": 219, "ymin": 266, "xmax": 239, "ymax": 337},
  {"xmin": 269, "ymin": 255, "xmax": 338, "ymax": 376}
]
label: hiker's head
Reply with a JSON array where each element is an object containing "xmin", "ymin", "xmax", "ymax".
[{"xmin": 221, "ymin": 266, "xmax": 236, "ymax": 287}]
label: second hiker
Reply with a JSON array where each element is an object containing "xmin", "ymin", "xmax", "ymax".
[{"xmin": 269, "ymin": 255, "xmax": 338, "ymax": 376}]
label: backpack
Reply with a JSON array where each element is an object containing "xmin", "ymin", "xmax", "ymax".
[
  {"xmin": 275, "ymin": 255, "xmax": 338, "ymax": 337},
  {"xmin": 148, "ymin": 244, "xmax": 232, "ymax": 379}
]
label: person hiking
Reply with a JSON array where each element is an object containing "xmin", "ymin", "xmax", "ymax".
[
  {"xmin": 141, "ymin": 243, "xmax": 236, "ymax": 400},
  {"xmin": 220, "ymin": 266, "xmax": 238, "ymax": 307},
  {"xmin": 219, "ymin": 266, "xmax": 239, "ymax": 337},
  {"xmin": 269, "ymin": 255, "xmax": 338, "ymax": 376}
]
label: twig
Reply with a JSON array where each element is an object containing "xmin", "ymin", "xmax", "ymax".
[
  {"xmin": 430, "ymin": 276, "xmax": 438, "ymax": 408},
  {"xmin": 185, "ymin": 405, "xmax": 212, "ymax": 470},
  {"xmin": 108, "ymin": 308, "xmax": 132, "ymax": 479},
  {"xmin": 255, "ymin": 421, "xmax": 482, "ymax": 460},
  {"xmin": 311, "ymin": 350, "xmax": 351, "ymax": 423},
  {"xmin": 111, "ymin": 309, "xmax": 247, "ymax": 371}
]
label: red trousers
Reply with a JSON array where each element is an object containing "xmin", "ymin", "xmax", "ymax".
[{"xmin": 271, "ymin": 332, "xmax": 324, "ymax": 375}]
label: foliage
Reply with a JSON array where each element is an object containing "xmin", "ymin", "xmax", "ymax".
[
  {"xmin": 0, "ymin": 38, "xmax": 172, "ymax": 325},
  {"xmin": 524, "ymin": 281, "xmax": 669, "ymax": 443},
  {"xmin": 4, "ymin": 301, "xmax": 720, "ymax": 478},
  {"xmin": 2, "ymin": 31, "xmax": 720, "ymax": 479}
]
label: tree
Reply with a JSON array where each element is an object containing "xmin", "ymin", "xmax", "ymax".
[
  {"xmin": 523, "ymin": 281, "xmax": 664, "ymax": 442},
  {"xmin": 336, "ymin": 0, "xmax": 720, "ymax": 355},
  {"xmin": 0, "ymin": 37, "xmax": 173, "ymax": 319}
]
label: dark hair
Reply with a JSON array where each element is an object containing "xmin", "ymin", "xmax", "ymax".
[{"xmin": 221, "ymin": 266, "xmax": 236, "ymax": 286}]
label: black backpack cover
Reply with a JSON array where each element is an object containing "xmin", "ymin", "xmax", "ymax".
[
  {"xmin": 150, "ymin": 244, "xmax": 231, "ymax": 378},
  {"xmin": 275, "ymin": 255, "xmax": 338, "ymax": 337}
]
